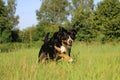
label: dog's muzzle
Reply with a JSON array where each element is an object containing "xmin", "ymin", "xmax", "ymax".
[
  {"xmin": 69, "ymin": 40, "xmax": 72, "ymax": 45},
  {"xmin": 68, "ymin": 36, "xmax": 73, "ymax": 46}
]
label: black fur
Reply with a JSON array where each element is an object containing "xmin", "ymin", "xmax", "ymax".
[{"xmin": 38, "ymin": 27, "xmax": 79, "ymax": 63}]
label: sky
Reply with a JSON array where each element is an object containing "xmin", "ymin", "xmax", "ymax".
[
  {"xmin": 15, "ymin": 0, "xmax": 42, "ymax": 30},
  {"xmin": 4, "ymin": 0, "xmax": 101, "ymax": 30}
]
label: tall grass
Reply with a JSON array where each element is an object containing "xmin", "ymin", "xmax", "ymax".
[{"xmin": 0, "ymin": 42, "xmax": 120, "ymax": 80}]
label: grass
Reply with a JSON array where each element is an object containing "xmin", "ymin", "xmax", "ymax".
[{"xmin": 0, "ymin": 42, "xmax": 120, "ymax": 80}]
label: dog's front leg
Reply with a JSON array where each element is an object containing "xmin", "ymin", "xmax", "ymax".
[
  {"xmin": 54, "ymin": 46, "xmax": 73, "ymax": 62},
  {"xmin": 68, "ymin": 49, "xmax": 71, "ymax": 56},
  {"xmin": 54, "ymin": 46, "xmax": 61, "ymax": 52},
  {"xmin": 59, "ymin": 53, "xmax": 73, "ymax": 62}
]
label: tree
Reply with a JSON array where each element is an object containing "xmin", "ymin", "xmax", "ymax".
[
  {"xmin": 19, "ymin": 25, "xmax": 45, "ymax": 42},
  {"xmin": 71, "ymin": 0, "xmax": 96, "ymax": 42},
  {"xmin": 36, "ymin": 0, "xmax": 70, "ymax": 24},
  {"xmin": 20, "ymin": 26, "xmax": 35, "ymax": 43},
  {"xmin": 95, "ymin": 0, "xmax": 120, "ymax": 42},
  {"xmin": 7, "ymin": 0, "xmax": 19, "ymax": 42},
  {"xmin": 35, "ymin": 20, "xmax": 59, "ymax": 41},
  {"xmin": 11, "ymin": 28, "xmax": 20, "ymax": 42},
  {"xmin": 36, "ymin": 0, "xmax": 71, "ymax": 41},
  {"xmin": 7, "ymin": 0, "xmax": 19, "ymax": 29},
  {"xmin": 0, "ymin": 0, "xmax": 11, "ymax": 43},
  {"xmin": 70, "ymin": 0, "xmax": 94, "ymax": 16},
  {"xmin": 0, "ymin": 0, "xmax": 19, "ymax": 43}
]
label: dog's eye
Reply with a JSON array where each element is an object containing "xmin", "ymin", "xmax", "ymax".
[
  {"xmin": 70, "ymin": 35, "xmax": 75, "ymax": 40},
  {"xmin": 67, "ymin": 35, "xmax": 69, "ymax": 38}
]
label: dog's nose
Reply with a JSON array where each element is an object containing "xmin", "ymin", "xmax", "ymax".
[{"xmin": 69, "ymin": 40, "xmax": 72, "ymax": 44}]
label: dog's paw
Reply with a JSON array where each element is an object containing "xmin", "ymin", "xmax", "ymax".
[{"xmin": 69, "ymin": 58, "xmax": 73, "ymax": 62}]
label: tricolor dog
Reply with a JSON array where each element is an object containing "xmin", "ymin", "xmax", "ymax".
[{"xmin": 38, "ymin": 27, "xmax": 79, "ymax": 63}]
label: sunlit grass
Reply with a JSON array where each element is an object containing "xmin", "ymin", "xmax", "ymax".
[{"xmin": 0, "ymin": 43, "xmax": 120, "ymax": 80}]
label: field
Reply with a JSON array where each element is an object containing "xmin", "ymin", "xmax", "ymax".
[{"xmin": 0, "ymin": 42, "xmax": 120, "ymax": 80}]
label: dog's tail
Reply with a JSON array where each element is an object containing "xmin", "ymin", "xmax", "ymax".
[{"xmin": 44, "ymin": 32, "xmax": 50, "ymax": 43}]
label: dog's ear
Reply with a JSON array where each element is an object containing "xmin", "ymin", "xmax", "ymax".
[
  {"xmin": 70, "ymin": 27, "xmax": 79, "ymax": 34},
  {"xmin": 58, "ymin": 26, "xmax": 67, "ymax": 32},
  {"xmin": 43, "ymin": 32, "xmax": 50, "ymax": 43},
  {"xmin": 72, "ymin": 26, "xmax": 80, "ymax": 33}
]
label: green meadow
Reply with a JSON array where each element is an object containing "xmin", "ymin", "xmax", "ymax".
[{"xmin": 0, "ymin": 42, "xmax": 120, "ymax": 80}]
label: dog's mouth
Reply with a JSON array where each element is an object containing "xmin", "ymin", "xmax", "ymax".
[
  {"xmin": 68, "ymin": 44, "xmax": 72, "ymax": 46},
  {"xmin": 68, "ymin": 40, "xmax": 73, "ymax": 46},
  {"xmin": 63, "ymin": 42, "xmax": 72, "ymax": 47},
  {"xmin": 68, "ymin": 36, "xmax": 73, "ymax": 46},
  {"xmin": 62, "ymin": 39, "xmax": 73, "ymax": 47},
  {"xmin": 68, "ymin": 42, "xmax": 72, "ymax": 46},
  {"xmin": 62, "ymin": 40, "xmax": 72, "ymax": 46}
]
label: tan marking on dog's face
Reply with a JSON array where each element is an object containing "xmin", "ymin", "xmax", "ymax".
[
  {"xmin": 62, "ymin": 40, "xmax": 68, "ymax": 44},
  {"xmin": 62, "ymin": 36, "xmax": 73, "ymax": 46}
]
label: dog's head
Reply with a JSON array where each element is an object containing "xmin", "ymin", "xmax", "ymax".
[
  {"xmin": 57, "ymin": 27, "xmax": 79, "ymax": 46},
  {"xmin": 68, "ymin": 27, "xmax": 79, "ymax": 40}
]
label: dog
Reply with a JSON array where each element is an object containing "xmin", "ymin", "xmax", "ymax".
[{"xmin": 38, "ymin": 27, "xmax": 79, "ymax": 63}]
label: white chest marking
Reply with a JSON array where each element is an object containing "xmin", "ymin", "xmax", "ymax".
[{"xmin": 60, "ymin": 46, "xmax": 66, "ymax": 53}]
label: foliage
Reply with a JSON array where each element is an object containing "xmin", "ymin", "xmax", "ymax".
[
  {"xmin": 0, "ymin": 0, "xmax": 120, "ymax": 43},
  {"xmin": 0, "ymin": 41, "xmax": 43, "ymax": 53},
  {"xmin": 0, "ymin": 0, "xmax": 11, "ymax": 43},
  {"xmin": 0, "ymin": 0, "xmax": 19, "ymax": 43},
  {"xmin": 94, "ymin": 0, "xmax": 120, "ymax": 42},
  {"xmin": 7, "ymin": 0, "xmax": 19, "ymax": 28},
  {"xmin": 36, "ymin": 0, "xmax": 70, "ymax": 24},
  {"xmin": 35, "ymin": 0, "xmax": 71, "ymax": 42},
  {"xmin": 23, "ymin": 0, "xmax": 120, "ymax": 43},
  {"xmin": 71, "ymin": 0, "xmax": 96, "ymax": 42},
  {"xmin": 71, "ymin": 0, "xmax": 120, "ymax": 43},
  {"xmin": 11, "ymin": 28, "xmax": 21, "ymax": 42},
  {"xmin": 19, "ymin": 26, "xmax": 36, "ymax": 42}
]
